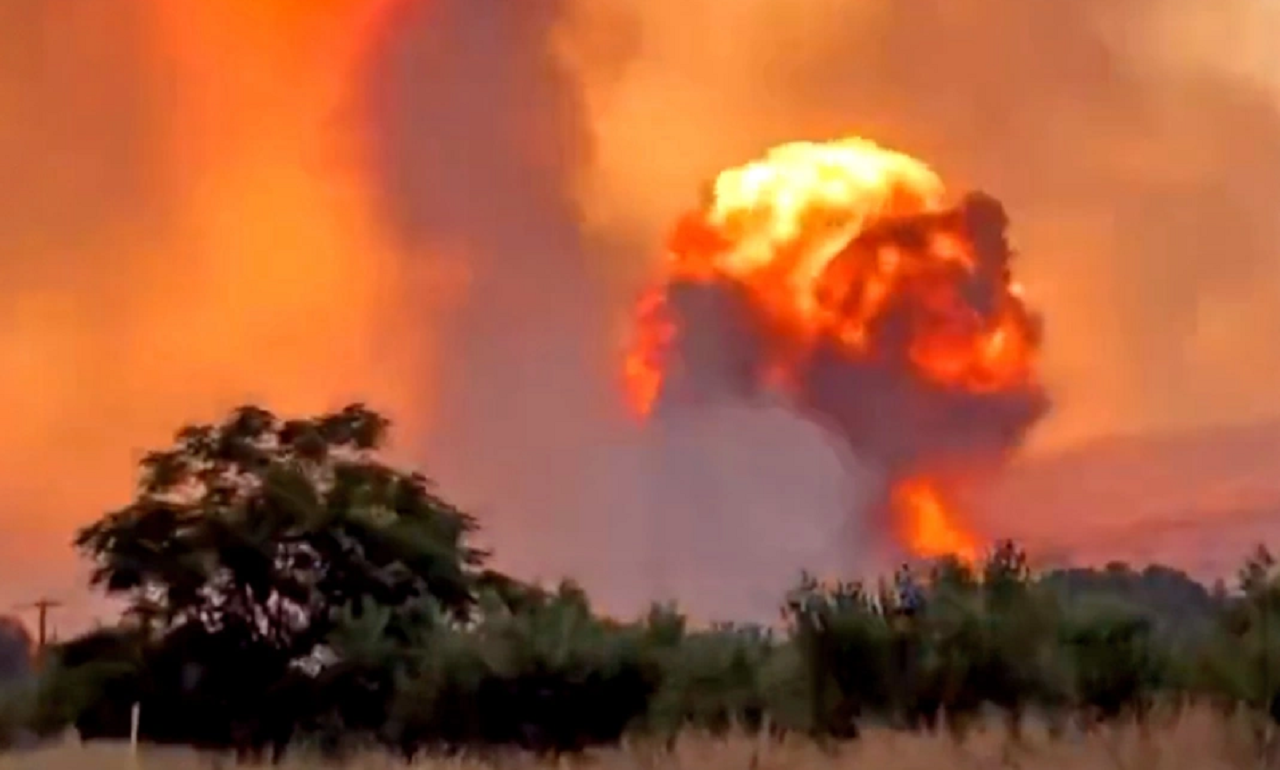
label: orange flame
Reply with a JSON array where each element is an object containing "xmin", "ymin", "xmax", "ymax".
[
  {"xmin": 623, "ymin": 136, "xmax": 1041, "ymax": 560},
  {"xmin": 892, "ymin": 478, "xmax": 979, "ymax": 563}
]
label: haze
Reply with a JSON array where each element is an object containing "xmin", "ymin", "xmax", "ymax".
[{"xmin": 3, "ymin": 0, "xmax": 1279, "ymax": 627}]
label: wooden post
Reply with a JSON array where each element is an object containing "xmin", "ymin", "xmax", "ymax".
[
  {"xmin": 130, "ymin": 702, "xmax": 141, "ymax": 758},
  {"xmin": 15, "ymin": 598, "xmax": 62, "ymax": 668}
]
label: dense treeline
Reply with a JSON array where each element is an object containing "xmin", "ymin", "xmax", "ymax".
[{"xmin": 2, "ymin": 404, "xmax": 1280, "ymax": 761}]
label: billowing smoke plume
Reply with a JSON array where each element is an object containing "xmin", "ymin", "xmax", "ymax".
[
  {"xmin": 356, "ymin": 1, "xmax": 881, "ymax": 619},
  {"xmin": 797, "ymin": 194, "xmax": 1047, "ymax": 482},
  {"xmin": 804, "ymin": 194, "xmax": 1048, "ymax": 525},
  {"xmin": 554, "ymin": 0, "xmax": 1280, "ymax": 609},
  {"xmin": 628, "ymin": 140, "xmax": 1048, "ymax": 566},
  {"xmin": 563, "ymin": 0, "xmax": 1280, "ymax": 451},
  {"xmin": 355, "ymin": 0, "xmax": 623, "ymax": 586}
]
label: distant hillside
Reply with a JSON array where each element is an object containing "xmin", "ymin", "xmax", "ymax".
[{"xmin": 982, "ymin": 420, "xmax": 1280, "ymax": 580}]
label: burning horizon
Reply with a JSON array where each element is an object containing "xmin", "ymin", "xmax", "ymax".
[{"xmin": 623, "ymin": 137, "xmax": 1048, "ymax": 562}]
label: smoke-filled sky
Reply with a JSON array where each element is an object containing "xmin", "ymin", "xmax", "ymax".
[
  {"xmin": 564, "ymin": 0, "xmax": 1280, "ymax": 445},
  {"xmin": 3, "ymin": 0, "xmax": 1280, "ymax": 626}
]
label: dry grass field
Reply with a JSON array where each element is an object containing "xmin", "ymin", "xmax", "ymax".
[{"xmin": 0, "ymin": 709, "xmax": 1275, "ymax": 770}]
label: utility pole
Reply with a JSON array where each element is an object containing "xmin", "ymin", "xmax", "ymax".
[{"xmin": 16, "ymin": 598, "xmax": 62, "ymax": 659}]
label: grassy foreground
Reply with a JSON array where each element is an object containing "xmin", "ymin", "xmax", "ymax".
[{"xmin": 0, "ymin": 710, "xmax": 1274, "ymax": 770}]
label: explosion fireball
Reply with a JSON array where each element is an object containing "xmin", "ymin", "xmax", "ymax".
[{"xmin": 623, "ymin": 137, "xmax": 1049, "ymax": 561}]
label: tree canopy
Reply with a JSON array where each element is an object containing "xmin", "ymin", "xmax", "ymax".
[{"xmin": 74, "ymin": 403, "xmax": 485, "ymax": 660}]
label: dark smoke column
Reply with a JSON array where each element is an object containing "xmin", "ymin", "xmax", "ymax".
[{"xmin": 795, "ymin": 192, "xmax": 1049, "ymax": 547}]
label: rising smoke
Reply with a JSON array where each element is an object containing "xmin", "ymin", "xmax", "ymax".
[
  {"xmin": 355, "ymin": 0, "xmax": 636, "ymax": 596},
  {"xmin": 562, "ymin": 0, "xmax": 1280, "ymax": 449},
  {"xmin": 631, "ymin": 159, "xmax": 1051, "ymax": 599},
  {"xmin": 357, "ymin": 1, "xmax": 891, "ymax": 619},
  {"xmin": 552, "ymin": 0, "xmax": 1280, "ymax": 614},
  {"xmin": 376, "ymin": 0, "xmax": 1280, "ymax": 617},
  {"xmin": 3, "ymin": 0, "xmax": 1280, "ymax": 625}
]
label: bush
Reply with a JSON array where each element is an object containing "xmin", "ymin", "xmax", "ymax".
[
  {"xmin": 0, "ymin": 617, "xmax": 31, "ymax": 684},
  {"xmin": 1060, "ymin": 596, "xmax": 1165, "ymax": 722},
  {"xmin": 21, "ymin": 403, "xmax": 1280, "ymax": 758},
  {"xmin": 387, "ymin": 582, "xmax": 657, "ymax": 757},
  {"xmin": 644, "ymin": 617, "xmax": 776, "ymax": 736},
  {"xmin": 29, "ymin": 538, "xmax": 1280, "ymax": 758}
]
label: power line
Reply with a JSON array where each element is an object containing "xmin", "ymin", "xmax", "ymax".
[{"xmin": 14, "ymin": 597, "xmax": 63, "ymax": 655}]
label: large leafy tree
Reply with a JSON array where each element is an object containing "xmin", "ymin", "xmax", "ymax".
[{"xmin": 74, "ymin": 403, "xmax": 485, "ymax": 661}]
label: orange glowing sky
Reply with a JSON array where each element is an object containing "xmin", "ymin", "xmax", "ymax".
[
  {"xmin": 4, "ymin": 0, "xmax": 1280, "ymax": 629},
  {"xmin": 0, "ymin": 1, "xmax": 441, "ymax": 625}
]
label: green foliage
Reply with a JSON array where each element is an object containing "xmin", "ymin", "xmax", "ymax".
[
  {"xmin": 0, "ymin": 617, "xmax": 31, "ymax": 684},
  {"xmin": 783, "ymin": 574, "xmax": 893, "ymax": 738},
  {"xmin": 36, "ymin": 529, "xmax": 1280, "ymax": 758},
  {"xmin": 20, "ymin": 401, "xmax": 1280, "ymax": 760},
  {"xmin": 1060, "ymin": 595, "xmax": 1163, "ymax": 721},
  {"xmin": 386, "ymin": 581, "xmax": 657, "ymax": 756},
  {"xmin": 776, "ymin": 546, "xmax": 1073, "ymax": 741},
  {"xmin": 1042, "ymin": 561, "xmax": 1218, "ymax": 650},
  {"xmin": 0, "ymin": 625, "xmax": 138, "ymax": 747},
  {"xmin": 61, "ymin": 403, "xmax": 487, "ymax": 760},
  {"xmin": 643, "ymin": 616, "xmax": 776, "ymax": 736},
  {"xmin": 74, "ymin": 403, "xmax": 484, "ymax": 655},
  {"xmin": 1196, "ymin": 546, "xmax": 1280, "ymax": 711}
]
